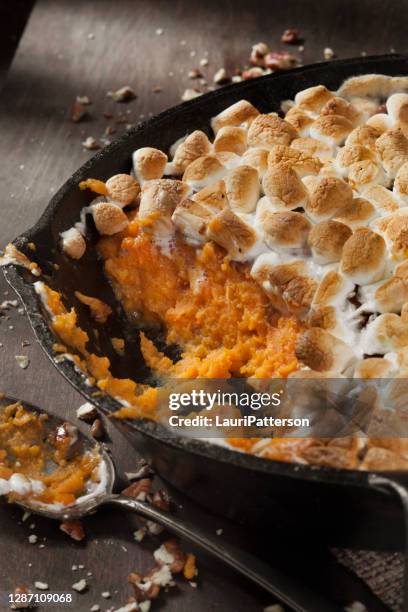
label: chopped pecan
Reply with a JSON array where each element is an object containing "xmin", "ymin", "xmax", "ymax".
[
  {"xmin": 121, "ymin": 478, "xmax": 152, "ymax": 501},
  {"xmin": 60, "ymin": 519, "xmax": 86, "ymax": 541},
  {"xmin": 109, "ymin": 86, "xmax": 136, "ymax": 102},
  {"xmin": 90, "ymin": 418, "xmax": 105, "ymax": 439},
  {"xmin": 71, "ymin": 100, "xmax": 88, "ymax": 123},
  {"xmin": 281, "ymin": 28, "xmax": 301, "ymax": 44},
  {"xmin": 152, "ymin": 489, "xmax": 170, "ymax": 512},
  {"xmin": 264, "ymin": 51, "xmax": 299, "ymax": 71},
  {"xmin": 125, "ymin": 459, "xmax": 154, "ymax": 481},
  {"xmin": 11, "ymin": 586, "xmax": 33, "ymax": 609},
  {"xmin": 128, "ymin": 571, "xmax": 160, "ymax": 601},
  {"xmin": 162, "ymin": 539, "xmax": 186, "ymax": 573},
  {"xmin": 242, "ymin": 67, "xmax": 266, "ymax": 80}
]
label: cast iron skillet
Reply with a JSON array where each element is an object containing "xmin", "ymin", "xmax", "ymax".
[{"xmin": 4, "ymin": 55, "xmax": 408, "ymax": 562}]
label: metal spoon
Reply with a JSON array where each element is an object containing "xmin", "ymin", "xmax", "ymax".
[{"xmin": 0, "ymin": 397, "xmax": 338, "ymax": 612}]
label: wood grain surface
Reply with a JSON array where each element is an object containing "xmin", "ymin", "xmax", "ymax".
[{"xmin": 0, "ymin": 0, "xmax": 407, "ymax": 610}]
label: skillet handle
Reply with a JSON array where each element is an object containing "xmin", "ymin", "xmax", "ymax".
[
  {"xmin": 104, "ymin": 493, "xmax": 340, "ymax": 612},
  {"xmin": 369, "ymin": 473, "xmax": 408, "ymax": 610}
]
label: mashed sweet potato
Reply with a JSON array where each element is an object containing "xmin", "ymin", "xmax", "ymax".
[{"xmin": 98, "ymin": 220, "xmax": 303, "ymax": 382}]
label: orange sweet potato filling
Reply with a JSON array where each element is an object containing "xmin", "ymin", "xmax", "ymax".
[
  {"xmin": 98, "ymin": 221, "xmax": 303, "ymax": 382},
  {"xmin": 0, "ymin": 402, "xmax": 100, "ymax": 506}
]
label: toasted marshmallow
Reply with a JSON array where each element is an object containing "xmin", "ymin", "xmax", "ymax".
[
  {"xmin": 384, "ymin": 211, "xmax": 408, "ymax": 258},
  {"xmin": 389, "ymin": 76, "xmax": 408, "ymax": 94},
  {"xmin": 305, "ymin": 176, "xmax": 353, "ymax": 223},
  {"xmin": 251, "ymin": 251, "xmax": 290, "ymax": 284},
  {"xmin": 215, "ymin": 151, "xmax": 241, "ymax": 170},
  {"xmin": 268, "ymin": 145, "xmax": 322, "ymax": 177},
  {"xmin": 290, "ymin": 137, "xmax": 333, "ymax": 161},
  {"xmin": 345, "ymin": 125, "xmax": 381, "ymax": 150},
  {"xmin": 308, "ymin": 305, "xmax": 340, "ymax": 332},
  {"xmin": 225, "ymin": 165, "xmax": 259, "ymax": 213},
  {"xmin": 214, "ymin": 126, "xmax": 247, "ymax": 155},
  {"xmin": 105, "ymin": 173, "xmax": 140, "ymax": 205},
  {"xmin": 335, "ymin": 144, "xmax": 374, "ymax": 176},
  {"xmin": 308, "ymin": 220, "xmax": 352, "ymax": 264},
  {"xmin": 334, "ymin": 197, "xmax": 376, "ymax": 229},
  {"xmin": 60, "ymin": 227, "xmax": 86, "ymax": 259},
  {"xmin": 240, "ymin": 148, "xmax": 269, "ymax": 177},
  {"xmin": 363, "ymin": 313, "xmax": 408, "ymax": 354},
  {"xmin": 302, "ymin": 174, "xmax": 320, "ymax": 193},
  {"xmin": 192, "ymin": 180, "xmax": 228, "ymax": 212},
  {"xmin": 294, "ymin": 85, "xmax": 333, "ymax": 114},
  {"xmin": 247, "ymin": 114, "xmax": 297, "ymax": 149},
  {"xmin": 340, "ymin": 227, "xmax": 386, "ymax": 285},
  {"xmin": 393, "ymin": 161, "xmax": 408, "ymax": 204},
  {"xmin": 255, "ymin": 204, "xmax": 311, "ymax": 249},
  {"xmin": 92, "ymin": 202, "xmax": 129, "ymax": 235},
  {"xmin": 132, "ymin": 148, "xmax": 168, "ymax": 184},
  {"xmin": 362, "ymin": 184, "xmax": 400, "ymax": 213},
  {"xmin": 396, "ymin": 260, "xmax": 408, "ymax": 280},
  {"xmin": 375, "ymin": 127, "xmax": 408, "ymax": 178},
  {"xmin": 320, "ymin": 96, "xmax": 361, "ymax": 126},
  {"xmin": 139, "ymin": 179, "xmax": 190, "ymax": 224},
  {"xmin": 370, "ymin": 212, "xmax": 394, "ymax": 235},
  {"xmin": 347, "ymin": 160, "xmax": 389, "ymax": 191},
  {"xmin": 312, "ymin": 270, "xmax": 355, "ymax": 309},
  {"xmin": 262, "ymin": 163, "xmax": 308, "ymax": 210},
  {"xmin": 385, "ymin": 345, "xmax": 408, "ymax": 368},
  {"xmin": 310, "ymin": 114, "xmax": 353, "ymax": 146},
  {"xmin": 366, "ymin": 113, "xmax": 391, "ymax": 134},
  {"xmin": 281, "ymin": 275, "xmax": 318, "ymax": 315},
  {"xmin": 171, "ymin": 130, "xmax": 211, "ymax": 174},
  {"xmin": 252, "ymin": 258, "xmax": 316, "ymax": 315},
  {"xmin": 295, "ymin": 327, "xmax": 355, "ymax": 372},
  {"xmin": 373, "ymin": 276, "xmax": 408, "ymax": 313},
  {"xmin": 250, "ymin": 253, "xmax": 292, "ymax": 310},
  {"xmin": 398, "ymin": 122, "xmax": 408, "ymax": 140},
  {"xmin": 386, "ymin": 93, "xmax": 408, "ymax": 125},
  {"xmin": 348, "ymin": 96, "xmax": 381, "ymax": 120},
  {"xmin": 172, "ymin": 198, "xmax": 214, "ymax": 245},
  {"xmin": 206, "ymin": 208, "xmax": 258, "ymax": 260},
  {"xmin": 354, "ymin": 357, "xmax": 395, "ymax": 378},
  {"xmin": 337, "ymin": 74, "xmax": 392, "ymax": 99},
  {"xmin": 307, "ymin": 304, "xmax": 356, "ymax": 342},
  {"xmin": 255, "ymin": 259, "xmax": 318, "ymax": 311},
  {"xmin": 284, "ymin": 107, "xmax": 313, "ymax": 136},
  {"xmin": 211, "ymin": 100, "xmax": 260, "ymax": 134},
  {"xmin": 318, "ymin": 159, "xmax": 343, "ymax": 179},
  {"xmin": 183, "ymin": 155, "xmax": 226, "ymax": 190}
]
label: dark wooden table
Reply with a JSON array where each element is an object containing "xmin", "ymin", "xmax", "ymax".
[{"xmin": 1, "ymin": 1, "xmax": 408, "ymax": 610}]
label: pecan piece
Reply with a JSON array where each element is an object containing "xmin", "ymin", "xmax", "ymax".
[
  {"xmin": 60, "ymin": 519, "xmax": 86, "ymax": 541},
  {"xmin": 152, "ymin": 489, "xmax": 170, "ymax": 512},
  {"xmin": 281, "ymin": 28, "xmax": 301, "ymax": 44},
  {"xmin": 121, "ymin": 478, "xmax": 152, "ymax": 501}
]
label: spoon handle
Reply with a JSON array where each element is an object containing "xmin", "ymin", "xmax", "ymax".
[{"xmin": 103, "ymin": 494, "xmax": 339, "ymax": 612}]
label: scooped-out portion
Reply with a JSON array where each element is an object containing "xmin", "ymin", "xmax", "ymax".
[{"xmin": 97, "ymin": 215, "xmax": 303, "ymax": 381}]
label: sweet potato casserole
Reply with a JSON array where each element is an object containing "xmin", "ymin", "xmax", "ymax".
[{"xmin": 6, "ymin": 73, "xmax": 408, "ymax": 470}]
